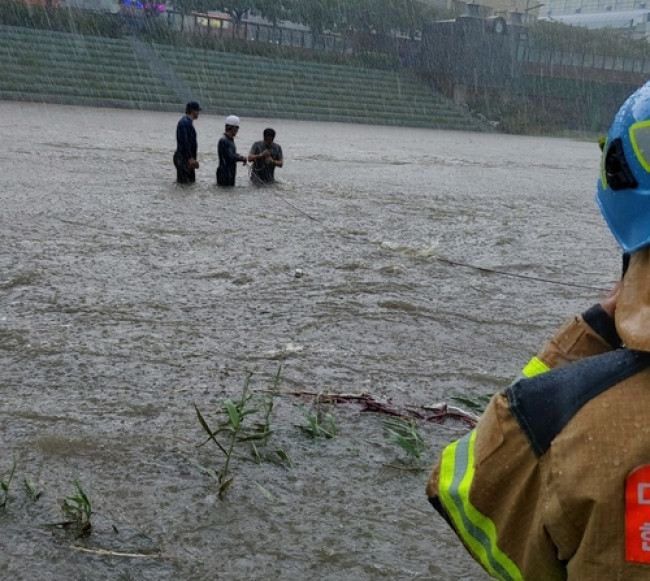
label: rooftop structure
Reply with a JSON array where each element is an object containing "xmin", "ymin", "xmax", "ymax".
[
  {"xmin": 542, "ymin": 0, "xmax": 648, "ymax": 17},
  {"xmin": 539, "ymin": 8, "xmax": 650, "ymax": 40},
  {"xmin": 428, "ymin": 0, "xmax": 542, "ymax": 23}
]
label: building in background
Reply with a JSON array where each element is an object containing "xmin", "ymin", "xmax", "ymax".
[
  {"xmin": 56, "ymin": 0, "xmax": 166, "ymax": 15},
  {"xmin": 62, "ymin": 0, "xmax": 121, "ymax": 12},
  {"xmin": 426, "ymin": 0, "xmax": 543, "ymax": 24},
  {"xmin": 17, "ymin": 0, "xmax": 65, "ymax": 6},
  {"xmin": 542, "ymin": 0, "xmax": 648, "ymax": 16},
  {"xmin": 539, "ymin": 5, "xmax": 650, "ymax": 41}
]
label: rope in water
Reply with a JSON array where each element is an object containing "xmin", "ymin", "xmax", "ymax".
[
  {"xmin": 264, "ymin": 185, "xmax": 611, "ymax": 293},
  {"xmin": 435, "ymin": 257, "xmax": 610, "ymax": 292}
]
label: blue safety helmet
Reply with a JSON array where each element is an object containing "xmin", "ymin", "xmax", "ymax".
[{"xmin": 597, "ymin": 82, "xmax": 650, "ymax": 253}]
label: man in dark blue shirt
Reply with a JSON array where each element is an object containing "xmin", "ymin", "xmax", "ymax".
[
  {"xmin": 248, "ymin": 128, "xmax": 283, "ymax": 185},
  {"xmin": 216, "ymin": 115, "xmax": 247, "ymax": 187},
  {"xmin": 173, "ymin": 101, "xmax": 201, "ymax": 184}
]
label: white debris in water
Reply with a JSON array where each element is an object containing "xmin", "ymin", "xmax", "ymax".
[{"xmin": 284, "ymin": 342, "xmax": 303, "ymax": 353}]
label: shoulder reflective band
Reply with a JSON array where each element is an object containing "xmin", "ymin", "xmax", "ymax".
[
  {"xmin": 625, "ymin": 465, "xmax": 650, "ymax": 564},
  {"xmin": 438, "ymin": 431, "xmax": 524, "ymax": 581},
  {"xmin": 521, "ymin": 356, "xmax": 550, "ymax": 378}
]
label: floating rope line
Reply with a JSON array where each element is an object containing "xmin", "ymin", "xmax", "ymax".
[
  {"xmin": 269, "ymin": 188, "xmax": 322, "ymax": 222},
  {"xmin": 248, "ymin": 160, "xmax": 323, "ymax": 222},
  {"xmin": 263, "ymin": 183, "xmax": 611, "ymax": 291},
  {"xmin": 435, "ymin": 257, "xmax": 610, "ymax": 292}
]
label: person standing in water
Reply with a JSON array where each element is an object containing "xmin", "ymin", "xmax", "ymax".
[
  {"xmin": 248, "ymin": 127, "xmax": 283, "ymax": 185},
  {"xmin": 173, "ymin": 101, "xmax": 201, "ymax": 184},
  {"xmin": 216, "ymin": 115, "xmax": 246, "ymax": 187}
]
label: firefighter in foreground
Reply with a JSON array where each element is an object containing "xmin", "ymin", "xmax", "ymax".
[{"xmin": 427, "ymin": 80, "xmax": 650, "ymax": 580}]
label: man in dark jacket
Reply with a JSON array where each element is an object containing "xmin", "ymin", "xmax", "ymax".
[
  {"xmin": 173, "ymin": 101, "xmax": 201, "ymax": 184},
  {"xmin": 216, "ymin": 115, "xmax": 247, "ymax": 187}
]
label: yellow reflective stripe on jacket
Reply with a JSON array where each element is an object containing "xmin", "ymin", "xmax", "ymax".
[
  {"xmin": 438, "ymin": 431, "xmax": 524, "ymax": 581},
  {"xmin": 521, "ymin": 356, "xmax": 550, "ymax": 378}
]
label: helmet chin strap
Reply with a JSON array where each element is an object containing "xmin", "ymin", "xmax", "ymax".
[{"xmin": 615, "ymin": 248, "xmax": 650, "ymax": 352}]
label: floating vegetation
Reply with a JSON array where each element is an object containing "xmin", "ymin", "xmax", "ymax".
[
  {"xmin": 255, "ymin": 482, "xmax": 278, "ymax": 504},
  {"xmin": 297, "ymin": 394, "xmax": 339, "ymax": 439},
  {"xmin": 0, "ymin": 456, "xmax": 17, "ymax": 510},
  {"xmin": 195, "ymin": 373, "xmax": 281, "ymax": 499},
  {"xmin": 274, "ymin": 449, "xmax": 293, "ymax": 469},
  {"xmin": 60, "ymin": 479, "xmax": 93, "ymax": 537},
  {"xmin": 24, "ymin": 476, "xmax": 43, "ymax": 502},
  {"xmin": 383, "ymin": 417, "xmax": 427, "ymax": 462},
  {"xmin": 190, "ymin": 366, "xmax": 479, "ymax": 499},
  {"xmin": 452, "ymin": 394, "xmax": 491, "ymax": 414},
  {"xmin": 262, "ymin": 389, "xmax": 480, "ymax": 427}
]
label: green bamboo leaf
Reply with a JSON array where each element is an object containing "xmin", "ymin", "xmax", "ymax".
[
  {"xmin": 255, "ymin": 482, "xmax": 276, "ymax": 502},
  {"xmin": 195, "ymin": 403, "xmax": 215, "ymax": 437},
  {"xmin": 272, "ymin": 364, "xmax": 282, "ymax": 389},
  {"xmin": 238, "ymin": 428, "xmax": 271, "ymax": 441},
  {"xmin": 452, "ymin": 396, "xmax": 489, "ymax": 412},
  {"xmin": 219, "ymin": 476, "xmax": 234, "ymax": 498},
  {"xmin": 251, "ymin": 442, "xmax": 261, "ymax": 464},
  {"xmin": 179, "ymin": 454, "xmax": 220, "ymax": 481},
  {"xmin": 194, "ymin": 404, "xmax": 229, "ymax": 454},
  {"xmin": 275, "ymin": 449, "xmax": 292, "ymax": 468},
  {"xmin": 75, "ymin": 480, "xmax": 91, "ymax": 508},
  {"xmin": 223, "ymin": 399, "xmax": 240, "ymax": 429},
  {"xmin": 24, "ymin": 477, "xmax": 35, "ymax": 495}
]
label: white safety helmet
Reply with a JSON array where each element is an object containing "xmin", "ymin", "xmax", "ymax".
[{"xmin": 225, "ymin": 115, "xmax": 240, "ymax": 127}]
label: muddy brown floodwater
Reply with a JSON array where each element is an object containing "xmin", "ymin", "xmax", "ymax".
[{"xmin": 1, "ymin": 101, "xmax": 620, "ymax": 580}]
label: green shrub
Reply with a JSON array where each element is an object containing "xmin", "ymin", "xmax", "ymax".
[
  {"xmin": 529, "ymin": 20, "xmax": 650, "ymax": 61},
  {"xmin": 0, "ymin": 1, "xmax": 123, "ymax": 38},
  {"xmin": 139, "ymin": 24, "xmax": 399, "ymax": 70}
]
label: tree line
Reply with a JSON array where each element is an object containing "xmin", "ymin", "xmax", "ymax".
[
  {"xmin": 172, "ymin": 0, "xmax": 443, "ymax": 38},
  {"xmin": 5, "ymin": 0, "xmax": 650, "ymax": 63}
]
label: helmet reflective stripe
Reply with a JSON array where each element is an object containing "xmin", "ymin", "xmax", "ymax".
[
  {"xmin": 630, "ymin": 121, "xmax": 650, "ymax": 172},
  {"xmin": 438, "ymin": 431, "xmax": 525, "ymax": 581}
]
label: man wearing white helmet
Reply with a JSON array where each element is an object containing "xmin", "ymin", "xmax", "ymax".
[
  {"xmin": 427, "ymin": 80, "xmax": 650, "ymax": 580},
  {"xmin": 216, "ymin": 114, "xmax": 247, "ymax": 187}
]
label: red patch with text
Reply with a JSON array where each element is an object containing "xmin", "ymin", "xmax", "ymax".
[{"xmin": 626, "ymin": 465, "xmax": 650, "ymax": 564}]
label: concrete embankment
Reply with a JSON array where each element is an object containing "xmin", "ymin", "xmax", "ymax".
[{"xmin": 0, "ymin": 24, "xmax": 490, "ymax": 131}]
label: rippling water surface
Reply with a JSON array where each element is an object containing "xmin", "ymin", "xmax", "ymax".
[{"xmin": 1, "ymin": 101, "xmax": 620, "ymax": 580}]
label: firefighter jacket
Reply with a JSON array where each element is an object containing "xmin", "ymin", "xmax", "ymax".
[{"xmin": 427, "ymin": 248, "xmax": 650, "ymax": 580}]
